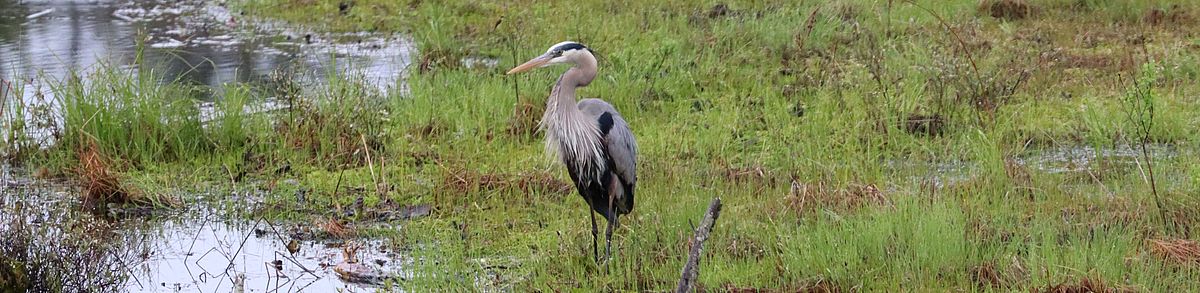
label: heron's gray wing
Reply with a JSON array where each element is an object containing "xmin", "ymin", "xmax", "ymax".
[
  {"xmin": 602, "ymin": 114, "xmax": 637, "ymax": 187},
  {"xmin": 578, "ymin": 99, "xmax": 638, "ymax": 189}
]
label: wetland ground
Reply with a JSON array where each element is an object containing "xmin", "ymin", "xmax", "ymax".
[{"xmin": 3, "ymin": 0, "xmax": 1200, "ymax": 291}]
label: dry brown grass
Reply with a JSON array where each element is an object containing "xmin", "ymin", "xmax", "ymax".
[
  {"xmin": 719, "ymin": 278, "xmax": 846, "ymax": 293},
  {"xmin": 1035, "ymin": 277, "xmax": 1136, "ymax": 293},
  {"xmin": 1147, "ymin": 237, "xmax": 1200, "ymax": 266},
  {"xmin": 506, "ymin": 101, "xmax": 541, "ymax": 138},
  {"xmin": 968, "ymin": 259, "xmax": 1029, "ymax": 291},
  {"xmin": 714, "ymin": 160, "xmax": 779, "ymax": 188},
  {"xmin": 979, "ymin": 0, "xmax": 1034, "ymax": 20},
  {"xmin": 1003, "ymin": 158, "xmax": 1035, "ymax": 198},
  {"xmin": 76, "ymin": 139, "xmax": 139, "ymax": 209},
  {"xmin": 319, "ymin": 218, "xmax": 356, "ymax": 239},
  {"xmin": 441, "ymin": 166, "xmax": 572, "ymax": 196},
  {"xmin": 904, "ymin": 113, "xmax": 945, "ymax": 137},
  {"xmin": 786, "ymin": 180, "xmax": 891, "ymax": 215},
  {"xmin": 1142, "ymin": 5, "xmax": 1195, "ymax": 26},
  {"xmin": 723, "ymin": 234, "xmax": 765, "ymax": 261}
]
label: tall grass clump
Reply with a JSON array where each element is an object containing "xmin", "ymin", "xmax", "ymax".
[
  {"xmin": 49, "ymin": 64, "xmax": 209, "ymax": 169},
  {"xmin": 10, "ymin": 57, "xmax": 394, "ymax": 179},
  {"xmin": 210, "ymin": 85, "xmax": 256, "ymax": 152},
  {"xmin": 270, "ymin": 70, "xmax": 391, "ymax": 170}
]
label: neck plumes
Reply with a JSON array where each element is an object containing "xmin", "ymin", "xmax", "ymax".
[{"xmin": 541, "ymin": 53, "xmax": 604, "ymax": 178}]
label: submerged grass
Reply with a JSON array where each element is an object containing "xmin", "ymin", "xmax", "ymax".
[
  {"xmin": 2, "ymin": 0, "xmax": 1199, "ymax": 290},
  {"xmin": 0, "ymin": 190, "xmax": 140, "ymax": 292}
]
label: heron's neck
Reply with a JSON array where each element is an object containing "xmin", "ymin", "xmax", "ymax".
[
  {"xmin": 546, "ymin": 69, "xmax": 587, "ymax": 129},
  {"xmin": 567, "ymin": 53, "xmax": 597, "ymax": 87},
  {"xmin": 549, "ymin": 53, "xmax": 598, "ymax": 113},
  {"xmin": 542, "ymin": 55, "xmax": 604, "ymax": 175}
]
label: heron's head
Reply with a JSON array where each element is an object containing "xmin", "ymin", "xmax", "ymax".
[{"xmin": 506, "ymin": 41, "xmax": 594, "ymax": 75}]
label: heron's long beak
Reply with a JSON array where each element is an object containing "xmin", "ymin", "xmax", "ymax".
[{"xmin": 506, "ymin": 55, "xmax": 552, "ymax": 75}]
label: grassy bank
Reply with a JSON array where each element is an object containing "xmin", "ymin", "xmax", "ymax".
[{"xmin": 4, "ymin": 0, "xmax": 1200, "ymax": 291}]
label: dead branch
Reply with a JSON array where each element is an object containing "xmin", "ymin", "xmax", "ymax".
[{"xmin": 676, "ymin": 197, "xmax": 723, "ymax": 293}]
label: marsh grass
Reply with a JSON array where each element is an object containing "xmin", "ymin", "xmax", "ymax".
[{"xmin": 2, "ymin": 0, "xmax": 1198, "ymax": 291}]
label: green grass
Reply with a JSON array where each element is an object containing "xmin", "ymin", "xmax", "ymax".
[{"xmin": 3, "ymin": 0, "xmax": 1200, "ymax": 291}]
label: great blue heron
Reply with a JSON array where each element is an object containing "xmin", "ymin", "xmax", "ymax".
[{"xmin": 507, "ymin": 41, "xmax": 637, "ymax": 263}]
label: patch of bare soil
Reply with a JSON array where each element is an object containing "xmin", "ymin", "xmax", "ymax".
[{"xmin": 979, "ymin": 0, "xmax": 1033, "ymax": 20}]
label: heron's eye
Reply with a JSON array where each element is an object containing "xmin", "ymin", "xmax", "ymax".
[{"xmin": 551, "ymin": 50, "xmax": 564, "ymax": 57}]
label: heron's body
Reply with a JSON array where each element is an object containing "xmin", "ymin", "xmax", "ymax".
[
  {"xmin": 508, "ymin": 41, "xmax": 637, "ymax": 262},
  {"xmin": 563, "ymin": 99, "xmax": 636, "ymax": 216}
]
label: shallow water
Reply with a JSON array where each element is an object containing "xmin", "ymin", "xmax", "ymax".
[
  {"xmin": 0, "ymin": 0, "xmax": 412, "ymax": 99},
  {"xmin": 1017, "ymin": 143, "xmax": 1178, "ymax": 174},
  {"xmin": 0, "ymin": 173, "xmax": 410, "ymax": 292},
  {"xmin": 886, "ymin": 144, "xmax": 1181, "ymax": 188},
  {"xmin": 124, "ymin": 215, "xmax": 409, "ymax": 292},
  {"xmin": 0, "ymin": 2, "xmax": 426, "ymax": 291}
]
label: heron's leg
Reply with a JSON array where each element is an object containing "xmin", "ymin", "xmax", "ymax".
[
  {"xmin": 605, "ymin": 194, "xmax": 616, "ymax": 263},
  {"xmin": 590, "ymin": 209, "xmax": 599, "ymax": 263}
]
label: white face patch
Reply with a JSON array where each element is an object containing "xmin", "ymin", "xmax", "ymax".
[
  {"xmin": 547, "ymin": 55, "xmax": 571, "ymax": 65},
  {"xmin": 541, "ymin": 41, "xmax": 588, "ymax": 66}
]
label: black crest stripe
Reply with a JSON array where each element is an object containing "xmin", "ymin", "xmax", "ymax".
[{"xmin": 555, "ymin": 42, "xmax": 587, "ymax": 52}]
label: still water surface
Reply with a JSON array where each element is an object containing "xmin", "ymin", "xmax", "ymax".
[{"xmin": 0, "ymin": 0, "xmax": 411, "ymax": 99}]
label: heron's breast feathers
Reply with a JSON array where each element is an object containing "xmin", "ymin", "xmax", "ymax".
[{"xmin": 540, "ymin": 111, "xmax": 607, "ymax": 181}]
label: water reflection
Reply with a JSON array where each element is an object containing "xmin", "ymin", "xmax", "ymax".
[
  {"xmin": 1, "ymin": 178, "xmax": 409, "ymax": 292},
  {"xmin": 0, "ymin": 0, "xmax": 412, "ymax": 101},
  {"xmin": 125, "ymin": 212, "xmax": 409, "ymax": 292}
]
